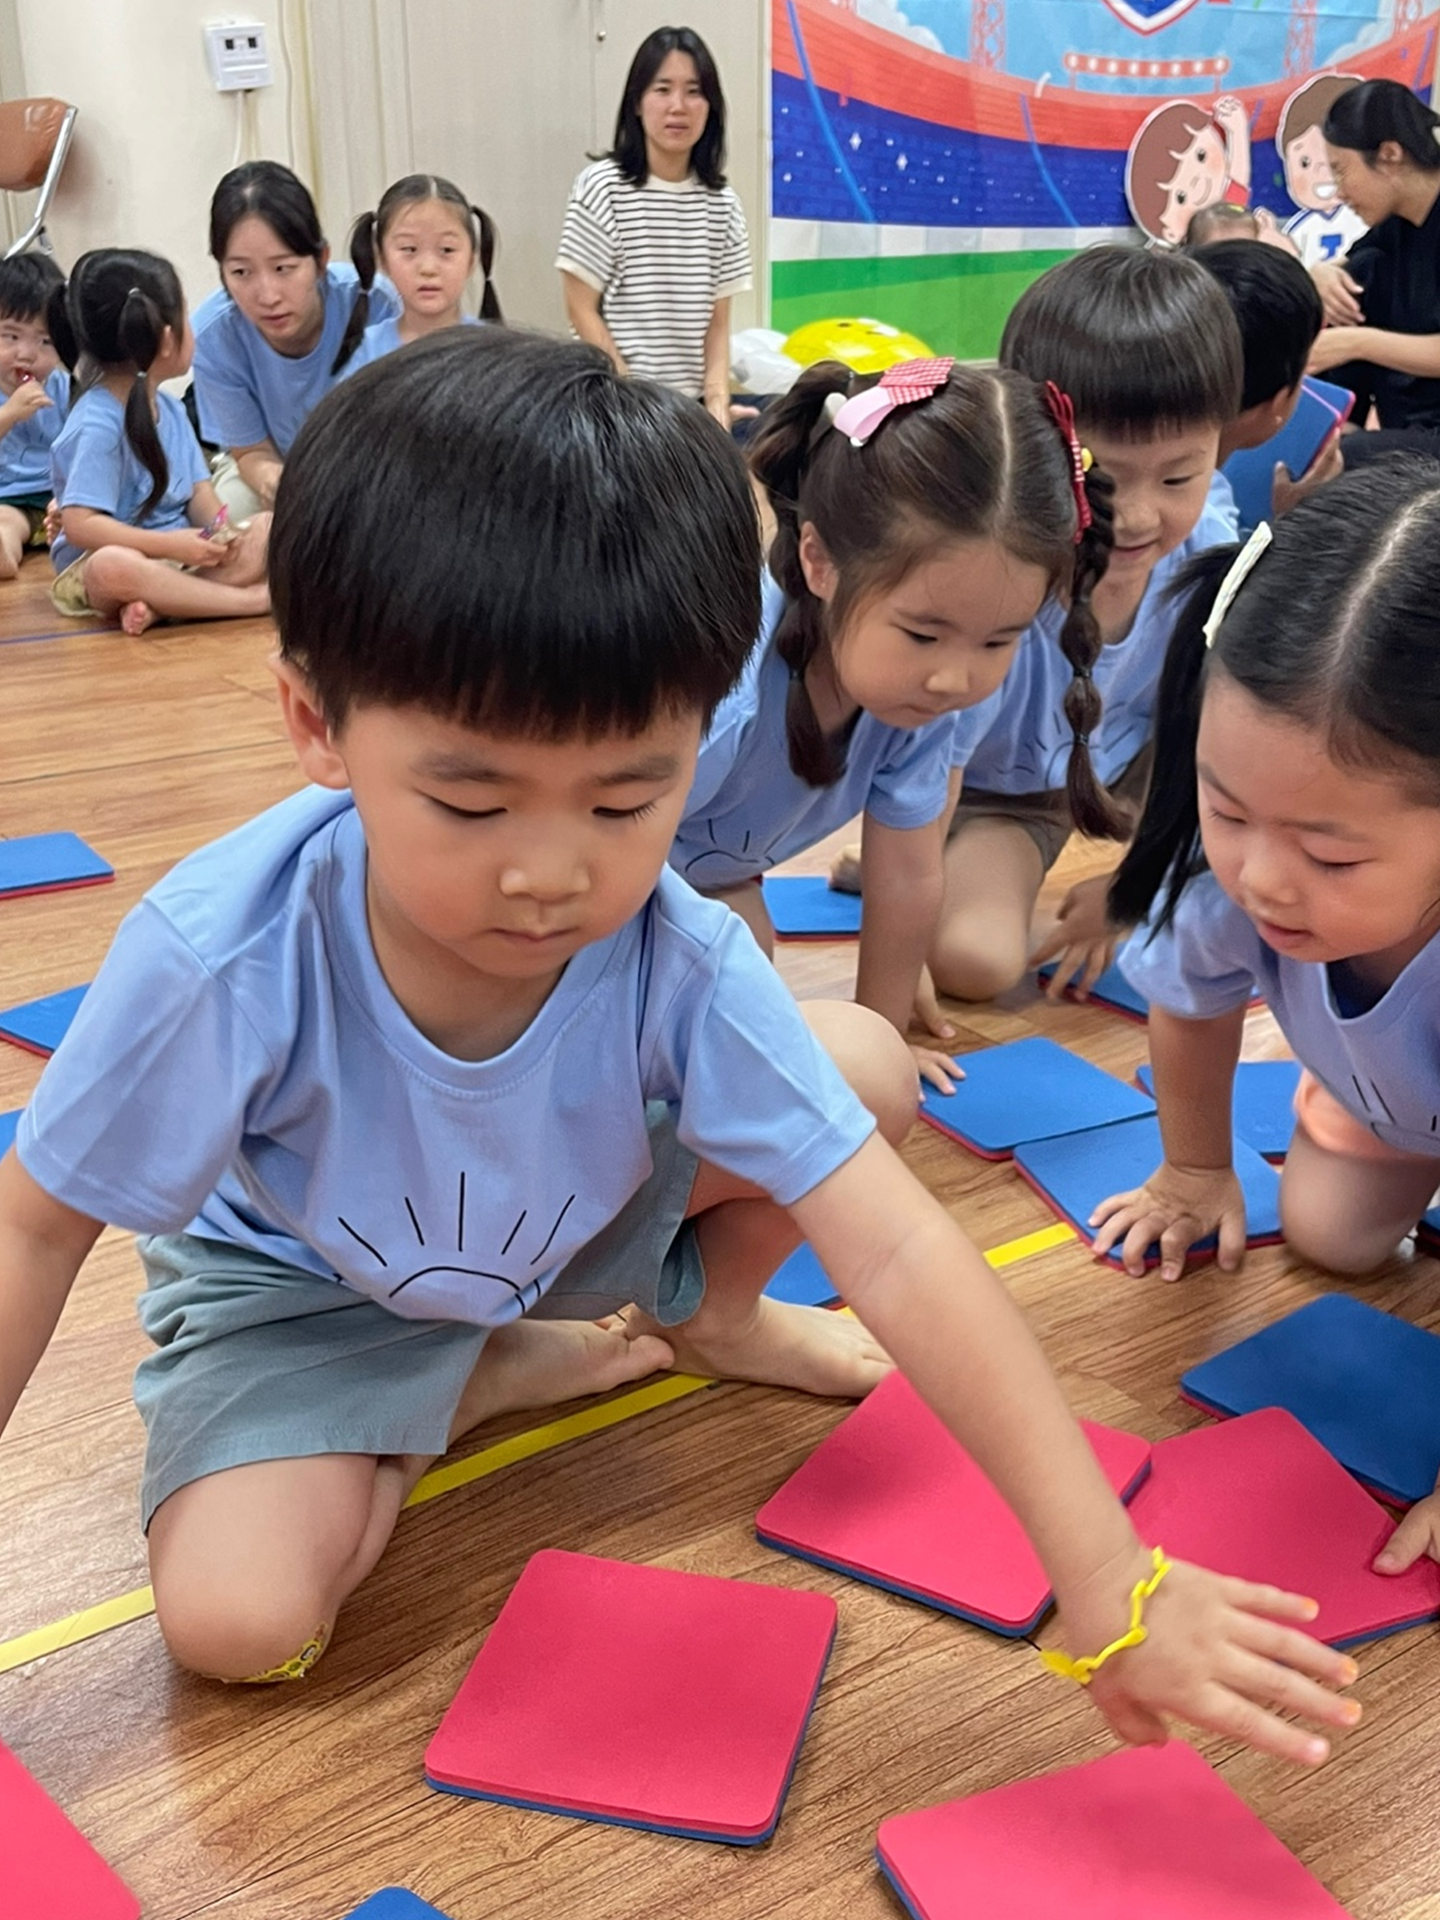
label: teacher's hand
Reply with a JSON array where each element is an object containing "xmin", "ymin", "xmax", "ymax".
[{"xmin": 1312, "ymin": 262, "xmax": 1365, "ymax": 328}]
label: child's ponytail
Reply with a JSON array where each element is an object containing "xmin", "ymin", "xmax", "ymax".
[
  {"xmin": 1059, "ymin": 458, "xmax": 1123, "ymax": 838},
  {"xmin": 46, "ymin": 278, "xmax": 78, "ymax": 379},
  {"xmin": 116, "ymin": 284, "xmax": 170, "ymax": 517},
  {"xmin": 335, "ymin": 209, "xmax": 378, "ymax": 375},
  {"xmin": 1107, "ymin": 543, "xmax": 1239, "ymax": 931},
  {"xmin": 748, "ymin": 359, "xmax": 856, "ymax": 786},
  {"xmin": 473, "ymin": 204, "xmax": 503, "ymax": 323}
]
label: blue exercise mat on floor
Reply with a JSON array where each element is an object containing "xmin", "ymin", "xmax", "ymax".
[
  {"xmin": 1137, "ymin": 1059, "xmax": 1300, "ymax": 1162},
  {"xmin": 0, "ymin": 984, "xmax": 87, "ymax": 1056},
  {"xmin": 1036, "ymin": 961, "xmax": 1149, "ymax": 1022},
  {"xmin": 1015, "ymin": 1114, "xmax": 1283, "ymax": 1268},
  {"xmin": 920, "ymin": 1037, "xmax": 1153, "ymax": 1161},
  {"xmin": 761, "ymin": 875, "xmax": 862, "ymax": 938},
  {"xmin": 1182, "ymin": 1294, "xmax": 1440, "ymax": 1505},
  {"xmin": 344, "ymin": 1895, "xmax": 454, "ymax": 1920},
  {"xmin": 0, "ymin": 832, "xmax": 112, "ymax": 900},
  {"xmin": 764, "ymin": 1242, "xmax": 838, "ymax": 1306},
  {"xmin": 0, "ymin": 1110, "xmax": 19, "ymax": 1158}
]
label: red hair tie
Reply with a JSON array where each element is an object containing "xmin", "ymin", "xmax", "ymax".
[{"xmin": 1043, "ymin": 381, "xmax": 1093, "ymax": 545}]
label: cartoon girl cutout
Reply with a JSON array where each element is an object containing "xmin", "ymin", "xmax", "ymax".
[
  {"xmin": 1279, "ymin": 73, "xmax": 1369, "ymax": 266},
  {"xmin": 1125, "ymin": 96, "xmax": 1252, "ymax": 245}
]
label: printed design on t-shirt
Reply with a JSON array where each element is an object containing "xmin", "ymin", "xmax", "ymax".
[
  {"xmin": 680, "ymin": 817, "xmax": 784, "ymax": 883},
  {"xmin": 336, "ymin": 1171, "xmax": 579, "ymax": 1305},
  {"xmin": 1345, "ymin": 1071, "xmax": 1440, "ymax": 1151}
]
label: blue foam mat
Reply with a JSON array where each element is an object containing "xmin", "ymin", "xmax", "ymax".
[
  {"xmin": 0, "ymin": 984, "xmax": 87, "ymax": 1055},
  {"xmin": 761, "ymin": 875, "xmax": 862, "ymax": 937},
  {"xmin": 1137, "ymin": 1059, "xmax": 1300, "ymax": 1162},
  {"xmin": 1016, "ymin": 1113, "xmax": 1282, "ymax": 1268},
  {"xmin": 763, "ymin": 1243, "xmax": 838, "ymax": 1307},
  {"xmin": 1222, "ymin": 376, "xmax": 1351, "ymax": 532},
  {"xmin": 1182, "ymin": 1294, "xmax": 1440, "ymax": 1505},
  {"xmin": 921, "ymin": 1036, "xmax": 1154, "ymax": 1160},
  {"xmin": 0, "ymin": 1110, "xmax": 18, "ymax": 1158},
  {"xmin": 344, "ymin": 1894, "xmax": 454, "ymax": 1920},
  {"xmin": 0, "ymin": 831, "xmax": 112, "ymax": 897},
  {"xmin": 424, "ymin": 1617, "xmax": 835, "ymax": 1845}
]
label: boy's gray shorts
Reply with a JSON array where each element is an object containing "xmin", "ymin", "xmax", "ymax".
[{"xmin": 133, "ymin": 1104, "xmax": 701, "ymax": 1528}]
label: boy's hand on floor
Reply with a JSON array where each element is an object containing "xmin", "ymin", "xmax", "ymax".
[{"xmin": 1090, "ymin": 1161, "xmax": 1247, "ymax": 1280}]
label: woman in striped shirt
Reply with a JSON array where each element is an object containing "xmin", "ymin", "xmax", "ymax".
[{"xmin": 556, "ymin": 26, "xmax": 751, "ymax": 427}]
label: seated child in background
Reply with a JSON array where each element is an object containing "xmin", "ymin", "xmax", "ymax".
[
  {"xmin": 1192, "ymin": 239, "xmax": 1336, "ymax": 525},
  {"xmin": 340, "ymin": 172, "xmax": 502, "ymax": 377},
  {"xmin": 0, "ymin": 250, "xmax": 66, "ymax": 577},
  {"xmin": 1184, "ymin": 202, "xmax": 1261, "ymax": 248},
  {"xmin": 47, "ymin": 249, "xmax": 271, "ymax": 635},
  {"xmin": 1095, "ymin": 466, "xmax": 1440, "ymax": 1583},
  {"xmin": 0, "ymin": 329, "xmax": 1355, "ymax": 1768},
  {"xmin": 926, "ymin": 246, "xmax": 1241, "ymax": 1004},
  {"xmin": 673, "ymin": 357, "xmax": 1113, "ymax": 1093}
]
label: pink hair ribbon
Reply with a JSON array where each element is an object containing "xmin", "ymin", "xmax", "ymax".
[
  {"xmin": 1043, "ymin": 381, "xmax": 1093, "ymax": 544},
  {"xmin": 831, "ymin": 356, "xmax": 955, "ymax": 446}
]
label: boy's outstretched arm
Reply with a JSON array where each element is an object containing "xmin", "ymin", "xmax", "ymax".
[
  {"xmin": 0, "ymin": 1151, "xmax": 103, "ymax": 1436},
  {"xmin": 791, "ymin": 1132, "xmax": 1360, "ymax": 1764}
]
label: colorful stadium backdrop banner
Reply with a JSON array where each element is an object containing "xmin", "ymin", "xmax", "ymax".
[{"xmin": 770, "ymin": 0, "xmax": 1439, "ymax": 355}]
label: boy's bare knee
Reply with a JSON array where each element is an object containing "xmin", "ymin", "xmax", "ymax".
[
  {"xmin": 1279, "ymin": 1200, "xmax": 1395, "ymax": 1278},
  {"xmin": 803, "ymin": 1000, "xmax": 916, "ymax": 1145},
  {"xmin": 155, "ymin": 1569, "xmax": 332, "ymax": 1682}
]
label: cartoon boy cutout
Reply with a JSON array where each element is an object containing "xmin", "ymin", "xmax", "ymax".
[
  {"xmin": 1279, "ymin": 73, "xmax": 1369, "ymax": 266},
  {"xmin": 1126, "ymin": 95, "xmax": 1252, "ymax": 246}
]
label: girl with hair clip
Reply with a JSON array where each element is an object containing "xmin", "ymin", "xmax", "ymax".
[
  {"xmin": 191, "ymin": 161, "xmax": 398, "ymax": 516},
  {"xmin": 339, "ymin": 173, "xmax": 503, "ymax": 378},
  {"xmin": 46, "ymin": 250, "xmax": 271, "ymax": 635},
  {"xmin": 671, "ymin": 355, "xmax": 1114, "ymax": 1093},
  {"xmin": 1306, "ymin": 79, "xmax": 1440, "ymax": 452},
  {"xmin": 556, "ymin": 25, "xmax": 752, "ymax": 426},
  {"xmin": 890, "ymin": 246, "xmax": 1242, "ymax": 1008},
  {"xmin": 1094, "ymin": 465, "xmax": 1440, "ymax": 1580}
]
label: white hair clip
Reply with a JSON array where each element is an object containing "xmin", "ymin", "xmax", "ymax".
[
  {"xmin": 821, "ymin": 390, "xmax": 848, "ymax": 428},
  {"xmin": 1202, "ymin": 520, "xmax": 1273, "ymax": 649}
]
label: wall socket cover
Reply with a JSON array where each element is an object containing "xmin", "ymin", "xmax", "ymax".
[{"xmin": 203, "ymin": 21, "xmax": 273, "ymax": 91}]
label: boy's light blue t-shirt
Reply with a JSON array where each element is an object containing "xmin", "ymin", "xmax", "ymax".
[
  {"xmin": 671, "ymin": 577, "xmax": 957, "ymax": 891},
  {"xmin": 190, "ymin": 265, "xmax": 398, "ymax": 456},
  {"xmin": 0, "ymin": 367, "xmax": 68, "ymax": 499},
  {"xmin": 17, "ymin": 786, "xmax": 874, "ymax": 1326},
  {"xmin": 950, "ymin": 499, "xmax": 1235, "ymax": 793},
  {"xmin": 1206, "ymin": 466, "xmax": 1241, "ymax": 539},
  {"xmin": 49, "ymin": 385, "xmax": 210, "ymax": 574},
  {"xmin": 1119, "ymin": 870, "xmax": 1440, "ymax": 1156},
  {"xmin": 339, "ymin": 312, "xmax": 481, "ymax": 379}
]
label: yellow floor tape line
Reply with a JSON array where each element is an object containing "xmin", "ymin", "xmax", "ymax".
[{"xmin": 0, "ymin": 1222, "xmax": 1078, "ymax": 1678}]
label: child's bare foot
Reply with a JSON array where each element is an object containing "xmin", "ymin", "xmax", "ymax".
[
  {"xmin": 120, "ymin": 599, "xmax": 159, "ymax": 636},
  {"xmin": 829, "ymin": 841, "xmax": 863, "ymax": 895},
  {"xmin": 447, "ymin": 1316, "xmax": 673, "ymax": 1443},
  {"xmin": 647, "ymin": 1294, "xmax": 892, "ymax": 1398}
]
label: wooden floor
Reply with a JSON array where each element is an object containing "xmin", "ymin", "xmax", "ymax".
[{"xmin": 2, "ymin": 560, "xmax": 1439, "ymax": 1919}]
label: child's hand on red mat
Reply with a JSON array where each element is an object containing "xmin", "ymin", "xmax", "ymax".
[
  {"xmin": 1090, "ymin": 1161, "xmax": 1246, "ymax": 1280},
  {"xmin": 1059, "ymin": 1545, "xmax": 1360, "ymax": 1764},
  {"xmin": 1374, "ymin": 1488, "xmax": 1440, "ymax": 1574}
]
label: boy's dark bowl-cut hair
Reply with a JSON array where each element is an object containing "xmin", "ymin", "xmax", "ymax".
[
  {"xmin": 1000, "ymin": 244, "xmax": 1242, "ymax": 439},
  {"xmin": 0, "ymin": 249, "xmax": 63, "ymax": 324},
  {"xmin": 271, "ymin": 328, "xmax": 761, "ymax": 735},
  {"xmin": 1192, "ymin": 239, "xmax": 1323, "ymax": 411}
]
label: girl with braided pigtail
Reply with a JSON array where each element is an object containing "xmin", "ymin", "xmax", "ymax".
[
  {"xmin": 670, "ymin": 354, "xmax": 1115, "ymax": 1095},
  {"xmin": 916, "ymin": 245, "xmax": 1244, "ymax": 1008}
]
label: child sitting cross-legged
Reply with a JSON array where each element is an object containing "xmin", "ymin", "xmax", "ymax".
[{"xmin": 0, "ymin": 331, "xmax": 1357, "ymax": 1764}]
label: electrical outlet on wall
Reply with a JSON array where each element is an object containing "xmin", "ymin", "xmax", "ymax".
[{"xmin": 204, "ymin": 21, "xmax": 273, "ymax": 91}]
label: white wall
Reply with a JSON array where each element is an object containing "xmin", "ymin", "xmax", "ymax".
[{"xmin": 11, "ymin": 0, "xmax": 302, "ymax": 311}]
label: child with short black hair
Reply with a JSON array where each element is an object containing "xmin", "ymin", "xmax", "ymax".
[
  {"xmin": 1193, "ymin": 238, "xmax": 1333, "ymax": 523},
  {"xmin": 0, "ymin": 329, "xmax": 1354, "ymax": 1766},
  {"xmin": 46, "ymin": 249, "xmax": 272, "ymax": 634},
  {"xmin": 930, "ymin": 245, "xmax": 1242, "ymax": 1003},
  {"xmin": 0, "ymin": 249, "xmax": 66, "ymax": 577}
]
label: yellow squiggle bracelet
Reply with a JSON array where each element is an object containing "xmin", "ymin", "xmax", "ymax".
[{"xmin": 1039, "ymin": 1546, "xmax": 1173, "ymax": 1686}]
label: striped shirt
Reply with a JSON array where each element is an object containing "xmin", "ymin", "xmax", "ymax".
[{"xmin": 556, "ymin": 159, "xmax": 751, "ymax": 398}]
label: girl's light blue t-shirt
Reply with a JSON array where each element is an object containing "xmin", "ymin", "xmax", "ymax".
[
  {"xmin": 950, "ymin": 498, "xmax": 1236, "ymax": 793},
  {"xmin": 190, "ymin": 264, "xmax": 398, "ymax": 455},
  {"xmin": 49, "ymin": 385, "xmax": 210, "ymax": 573},
  {"xmin": 671, "ymin": 577, "xmax": 957, "ymax": 891},
  {"xmin": 17, "ymin": 786, "xmax": 874, "ymax": 1326},
  {"xmin": 1119, "ymin": 870, "xmax": 1440, "ymax": 1156},
  {"xmin": 339, "ymin": 312, "xmax": 482, "ymax": 379},
  {"xmin": 0, "ymin": 367, "xmax": 68, "ymax": 498}
]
